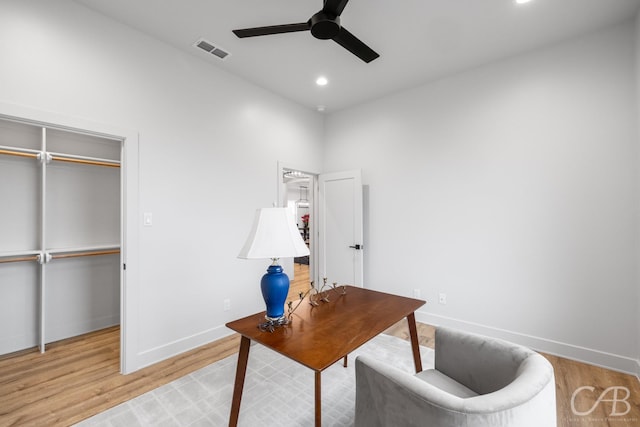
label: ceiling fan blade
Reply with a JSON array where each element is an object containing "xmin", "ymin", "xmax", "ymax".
[
  {"xmin": 233, "ymin": 22, "xmax": 310, "ymax": 38},
  {"xmin": 332, "ymin": 27, "xmax": 379, "ymax": 63},
  {"xmin": 323, "ymin": 0, "xmax": 350, "ymax": 16}
]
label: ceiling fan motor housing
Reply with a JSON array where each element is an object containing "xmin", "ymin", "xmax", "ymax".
[{"xmin": 310, "ymin": 12, "xmax": 341, "ymax": 39}]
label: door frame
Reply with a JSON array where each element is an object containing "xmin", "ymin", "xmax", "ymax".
[
  {"xmin": 0, "ymin": 102, "xmax": 139, "ymax": 374},
  {"xmin": 277, "ymin": 162, "xmax": 320, "ymax": 285}
]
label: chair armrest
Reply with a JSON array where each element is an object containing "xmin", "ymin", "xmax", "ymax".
[
  {"xmin": 355, "ymin": 355, "xmax": 468, "ymax": 427},
  {"xmin": 355, "ymin": 353, "xmax": 558, "ymax": 427},
  {"xmin": 434, "ymin": 327, "xmax": 534, "ymax": 394}
]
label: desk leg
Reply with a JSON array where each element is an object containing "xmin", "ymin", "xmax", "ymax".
[
  {"xmin": 229, "ymin": 336, "xmax": 251, "ymax": 427},
  {"xmin": 314, "ymin": 371, "xmax": 322, "ymax": 427},
  {"xmin": 407, "ymin": 312, "xmax": 423, "ymax": 373}
]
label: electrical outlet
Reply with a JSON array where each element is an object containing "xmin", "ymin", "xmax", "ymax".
[
  {"xmin": 438, "ymin": 293, "xmax": 447, "ymax": 305},
  {"xmin": 224, "ymin": 299, "xmax": 231, "ymax": 311},
  {"xmin": 413, "ymin": 289, "xmax": 421, "ymax": 298}
]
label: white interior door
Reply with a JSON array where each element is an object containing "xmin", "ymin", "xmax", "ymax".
[{"xmin": 318, "ymin": 170, "xmax": 363, "ymax": 287}]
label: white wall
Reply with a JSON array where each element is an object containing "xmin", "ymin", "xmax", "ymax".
[
  {"xmin": 0, "ymin": 0, "xmax": 323, "ymax": 371},
  {"xmin": 325, "ymin": 22, "xmax": 639, "ymax": 373},
  {"xmin": 1, "ymin": 0, "xmax": 637, "ymax": 376}
]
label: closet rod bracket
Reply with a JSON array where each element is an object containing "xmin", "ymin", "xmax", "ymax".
[
  {"xmin": 36, "ymin": 252, "xmax": 52, "ymax": 264},
  {"xmin": 37, "ymin": 152, "xmax": 52, "ymax": 164}
]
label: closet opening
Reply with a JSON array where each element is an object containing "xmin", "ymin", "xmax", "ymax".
[{"xmin": 0, "ymin": 116, "xmax": 123, "ymax": 366}]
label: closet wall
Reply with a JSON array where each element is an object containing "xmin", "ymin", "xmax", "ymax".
[{"xmin": 0, "ymin": 117, "xmax": 121, "ymax": 355}]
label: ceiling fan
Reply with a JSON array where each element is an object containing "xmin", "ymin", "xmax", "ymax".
[{"xmin": 232, "ymin": 0, "xmax": 379, "ymax": 63}]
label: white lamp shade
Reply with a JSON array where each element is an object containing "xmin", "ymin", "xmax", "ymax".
[{"xmin": 238, "ymin": 208, "xmax": 310, "ymax": 259}]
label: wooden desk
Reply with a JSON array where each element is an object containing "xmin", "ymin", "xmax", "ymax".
[{"xmin": 226, "ymin": 285, "xmax": 425, "ymax": 426}]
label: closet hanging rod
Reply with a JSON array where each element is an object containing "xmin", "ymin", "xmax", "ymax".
[
  {"xmin": 50, "ymin": 155, "xmax": 120, "ymax": 168},
  {"xmin": 0, "ymin": 148, "xmax": 39, "ymax": 160},
  {"xmin": 0, "ymin": 249, "xmax": 41, "ymax": 258},
  {"xmin": 0, "ymin": 144, "xmax": 41, "ymax": 155},
  {"xmin": 0, "ymin": 255, "xmax": 39, "ymax": 264},
  {"xmin": 48, "ymin": 244, "xmax": 120, "ymax": 254},
  {"xmin": 0, "ymin": 146, "xmax": 120, "ymax": 168},
  {"xmin": 50, "ymin": 249, "xmax": 120, "ymax": 260},
  {"xmin": 48, "ymin": 150, "xmax": 120, "ymax": 165}
]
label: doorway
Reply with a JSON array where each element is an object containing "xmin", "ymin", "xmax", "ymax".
[
  {"xmin": 279, "ymin": 165, "xmax": 364, "ymax": 294},
  {"xmin": 281, "ymin": 168, "xmax": 315, "ymax": 302},
  {"xmin": 0, "ymin": 117, "xmax": 122, "ymax": 360},
  {"xmin": 0, "ymin": 104, "xmax": 139, "ymax": 374}
]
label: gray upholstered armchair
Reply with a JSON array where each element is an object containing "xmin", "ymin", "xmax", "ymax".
[{"xmin": 355, "ymin": 326, "xmax": 557, "ymax": 426}]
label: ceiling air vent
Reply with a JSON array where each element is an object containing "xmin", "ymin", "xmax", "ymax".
[{"xmin": 194, "ymin": 38, "xmax": 230, "ymax": 60}]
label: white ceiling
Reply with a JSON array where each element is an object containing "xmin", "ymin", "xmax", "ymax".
[{"xmin": 75, "ymin": 0, "xmax": 640, "ymax": 113}]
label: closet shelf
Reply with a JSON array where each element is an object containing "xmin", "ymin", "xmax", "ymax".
[
  {"xmin": 49, "ymin": 151, "xmax": 120, "ymax": 168},
  {"xmin": 0, "ymin": 250, "xmax": 41, "ymax": 263},
  {"xmin": 0, "ymin": 145, "xmax": 41, "ymax": 159},
  {"xmin": 48, "ymin": 244, "xmax": 120, "ymax": 260},
  {"xmin": 0, "ymin": 145, "xmax": 120, "ymax": 168},
  {"xmin": 0, "ymin": 245, "xmax": 120, "ymax": 264},
  {"xmin": 0, "ymin": 254, "xmax": 40, "ymax": 264},
  {"xmin": 0, "ymin": 148, "xmax": 38, "ymax": 159},
  {"xmin": 47, "ymin": 244, "xmax": 120, "ymax": 254},
  {"xmin": 0, "ymin": 249, "xmax": 42, "ymax": 258},
  {"xmin": 50, "ymin": 249, "xmax": 119, "ymax": 260}
]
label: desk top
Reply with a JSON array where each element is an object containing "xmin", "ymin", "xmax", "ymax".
[{"xmin": 226, "ymin": 286, "xmax": 425, "ymax": 372}]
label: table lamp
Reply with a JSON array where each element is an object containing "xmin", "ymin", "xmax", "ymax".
[{"xmin": 238, "ymin": 207, "xmax": 310, "ymax": 323}]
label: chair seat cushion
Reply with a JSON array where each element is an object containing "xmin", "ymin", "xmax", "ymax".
[{"xmin": 416, "ymin": 369, "xmax": 479, "ymax": 398}]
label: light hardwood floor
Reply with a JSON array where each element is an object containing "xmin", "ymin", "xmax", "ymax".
[
  {"xmin": 1, "ymin": 263, "xmax": 638, "ymax": 426},
  {"xmin": 0, "ymin": 327, "xmax": 240, "ymax": 426},
  {"xmin": 287, "ymin": 261, "xmax": 315, "ymax": 303}
]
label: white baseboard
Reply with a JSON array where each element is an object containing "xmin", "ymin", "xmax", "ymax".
[
  {"xmin": 127, "ymin": 312, "xmax": 640, "ymax": 378},
  {"xmin": 0, "ymin": 334, "xmax": 38, "ymax": 356},
  {"xmin": 416, "ymin": 311, "xmax": 639, "ymax": 376},
  {"xmin": 132, "ymin": 324, "xmax": 234, "ymax": 372},
  {"xmin": 46, "ymin": 314, "xmax": 120, "ymax": 345}
]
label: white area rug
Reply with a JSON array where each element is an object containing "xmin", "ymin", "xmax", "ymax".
[{"xmin": 75, "ymin": 334, "xmax": 434, "ymax": 427}]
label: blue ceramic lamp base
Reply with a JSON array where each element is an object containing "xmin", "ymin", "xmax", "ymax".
[{"xmin": 261, "ymin": 262, "xmax": 290, "ymax": 321}]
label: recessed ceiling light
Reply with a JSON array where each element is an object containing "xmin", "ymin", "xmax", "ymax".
[
  {"xmin": 515, "ymin": 0, "xmax": 533, "ymax": 4},
  {"xmin": 316, "ymin": 76, "xmax": 328, "ymax": 86},
  {"xmin": 317, "ymin": 105, "xmax": 326, "ymax": 112}
]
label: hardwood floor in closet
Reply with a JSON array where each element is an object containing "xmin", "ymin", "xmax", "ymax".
[{"xmin": 1, "ymin": 263, "xmax": 638, "ymax": 427}]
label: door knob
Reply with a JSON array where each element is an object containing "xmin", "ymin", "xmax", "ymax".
[{"xmin": 349, "ymin": 244, "xmax": 362, "ymax": 250}]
